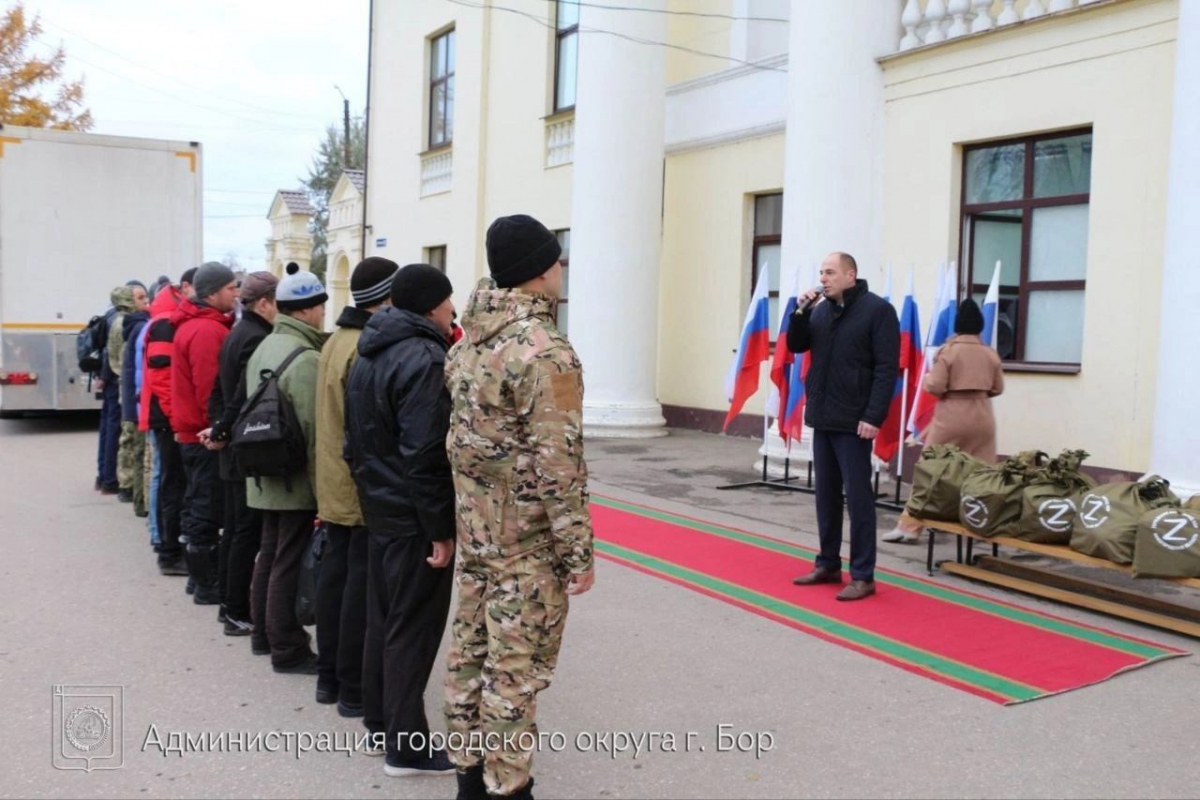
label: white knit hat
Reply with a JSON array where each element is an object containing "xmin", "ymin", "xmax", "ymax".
[{"xmin": 276, "ymin": 262, "xmax": 327, "ymax": 310}]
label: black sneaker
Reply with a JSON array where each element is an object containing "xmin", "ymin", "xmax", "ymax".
[
  {"xmin": 117, "ymin": 488, "xmax": 133, "ymax": 503},
  {"xmin": 158, "ymin": 559, "xmax": 188, "ymax": 577},
  {"xmin": 383, "ymin": 747, "xmax": 456, "ymax": 777},
  {"xmin": 251, "ymin": 639, "xmax": 271, "ymax": 657},
  {"xmin": 337, "ymin": 700, "xmax": 364, "ymax": 718},
  {"xmin": 217, "ymin": 604, "xmax": 227, "ymax": 624},
  {"xmin": 315, "ymin": 685, "xmax": 338, "ymax": 705},
  {"xmin": 185, "ymin": 577, "xmax": 196, "ymax": 595},
  {"xmin": 223, "ymin": 617, "xmax": 252, "ymax": 637},
  {"xmin": 272, "ymin": 654, "xmax": 319, "ymax": 675}
]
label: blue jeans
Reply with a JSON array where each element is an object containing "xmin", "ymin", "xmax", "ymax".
[
  {"xmin": 98, "ymin": 382, "xmax": 121, "ymax": 487},
  {"xmin": 148, "ymin": 435, "xmax": 162, "ymax": 546}
]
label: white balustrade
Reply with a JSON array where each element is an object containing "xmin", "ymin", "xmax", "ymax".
[
  {"xmin": 946, "ymin": 0, "xmax": 971, "ymax": 37},
  {"xmin": 897, "ymin": 0, "xmax": 1100, "ymax": 53},
  {"xmin": 1047, "ymin": 0, "xmax": 1076, "ymax": 11},
  {"xmin": 971, "ymin": 0, "xmax": 994, "ymax": 32},
  {"xmin": 1022, "ymin": 0, "xmax": 1047, "ymax": 20},
  {"xmin": 923, "ymin": 0, "xmax": 948, "ymax": 43},
  {"xmin": 996, "ymin": 0, "xmax": 1020, "ymax": 24},
  {"xmin": 900, "ymin": 0, "xmax": 924, "ymax": 50},
  {"xmin": 420, "ymin": 149, "xmax": 453, "ymax": 197},
  {"xmin": 545, "ymin": 115, "xmax": 575, "ymax": 167}
]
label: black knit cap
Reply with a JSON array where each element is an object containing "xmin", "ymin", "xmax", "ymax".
[
  {"xmin": 180, "ymin": 267, "xmax": 197, "ymax": 286},
  {"xmin": 485, "ymin": 214, "xmax": 562, "ymax": 289},
  {"xmin": 391, "ymin": 264, "xmax": 453, "ymax": 315},
  {"xmin": 955, "ymin": 298, "xmax": 984, "ymax": 336},
  {"xmin": 351, "ymin": 257, "xmax": 400, "ymax": 308}
]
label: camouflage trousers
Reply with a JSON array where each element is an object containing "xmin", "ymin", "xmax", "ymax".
[
  {"xmin": 117, "ymin": 421, "xmax": 146, "ymax": 515},
  {"xmin": 444, "ymin": 549, "xmax": 569, "ymax": 796}
]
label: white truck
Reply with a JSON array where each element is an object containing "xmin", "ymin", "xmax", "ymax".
[{"xmin": 0, "ymin": 125, "xmax": 202, "ymax": 415}]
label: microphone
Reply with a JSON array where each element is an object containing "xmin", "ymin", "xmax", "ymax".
[{"xmin": 798, "ymin": 287, "xmax": 825, "ymax": 314}]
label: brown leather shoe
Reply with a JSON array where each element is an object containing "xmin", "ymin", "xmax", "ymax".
[
  {"xmin": 792, "ymin": 567, "xmax": 843, "ymax": 586},
  {"xmin": 836, "ymin": 580, "xmax": 876, "ymax": 601}
]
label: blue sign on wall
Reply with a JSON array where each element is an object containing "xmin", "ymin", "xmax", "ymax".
[{"xmin": 376, "ymin": 238, "xmax": 388, "ymax": 248}]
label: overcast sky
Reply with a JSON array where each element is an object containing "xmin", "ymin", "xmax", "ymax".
[{"xmin": 30, "ymin": 0, "xmax": 370, "ymax": 273}]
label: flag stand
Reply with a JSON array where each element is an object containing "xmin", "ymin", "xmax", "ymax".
[{"xmin": 716, "ymin": 395, "xmax": 812, "ymax": 493}]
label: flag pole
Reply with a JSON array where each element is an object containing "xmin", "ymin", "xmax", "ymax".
[{"xmin": 895, "ymin": 368, "xmax": 909, "ymax": 504}]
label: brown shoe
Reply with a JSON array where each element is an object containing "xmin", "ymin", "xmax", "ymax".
[
  {"xmin": 792, "ymin": 567, "xmax": 843, "ymax": 586},
  {"xmin": 836, "ymin": 580, "xmax": 876, "ymax": 601}
]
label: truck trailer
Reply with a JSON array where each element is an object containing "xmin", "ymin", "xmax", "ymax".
[{"xmin": 0, "ymin": 125, "xmax": 202, "ymax": 414}]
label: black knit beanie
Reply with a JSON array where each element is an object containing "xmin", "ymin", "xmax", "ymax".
[
  {"xmin": 351, "ymin": 257, "xmax": 400, "ymax": 308},
  {"xmin": 955, "ymin": 299, "xmax": 984, "ymax": 336},
  {"xmin": 485, "ymin": 214, "xmax": 562, "ymax": 289},
  {"xmin": 391, "ymin": 264, "xmax": 453, "ymax": 315}
]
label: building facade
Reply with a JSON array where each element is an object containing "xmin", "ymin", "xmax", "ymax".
[{"xmin": 363, "ymin": 0, "xmax": 1198, "ymax": 493}]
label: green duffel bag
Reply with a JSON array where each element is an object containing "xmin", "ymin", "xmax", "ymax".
[
  {"xmin": 958, "ymin": 451, "xmax": 1047, "ymax": 537},
  {"xmin": 1132, "ymin": 505, "xmax": 1200, "ymax": 578},
  {"xmin": 1069, "ymin": 476, "xmax": 1179, "ymax": 565},
  {"xmin": 905, "ymin": 445, "xmax": 987, "ymax": 522},
  {"xmin": 1013, "ymin": 449, "xmax": 1098, "ymax": 544}
]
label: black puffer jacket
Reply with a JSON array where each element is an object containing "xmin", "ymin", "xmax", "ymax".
[
  {"xmin": 786, "ymin": 280, "xmax": 900, "ymax": 434},
  {"xmin": 119, "ymin": 310, "xmax": 149, "ymax": 424},
  {"xmin": 344, "ymin": 306, "xmax": 455, "ymax": 541},
  {"xmin": 208, "ymin": 310, "xmax": 274, "ymax": 481}
]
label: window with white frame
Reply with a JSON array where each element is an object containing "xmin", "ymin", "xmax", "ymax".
[
  {"xmin": 554, "ymin": 2, "xmax": 578, "ymax": 113},
  {"xmin": 429, "ymin": 29, "xmax": 456, "ymax": 149}
]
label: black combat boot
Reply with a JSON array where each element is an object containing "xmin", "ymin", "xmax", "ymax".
[
  {"xmin": 456, "ymin": 764, "xmax": 487, "ymax": 800},
  {"xmin": 187, "ymin": 545, "xmax": 221, "ymax": 605}
]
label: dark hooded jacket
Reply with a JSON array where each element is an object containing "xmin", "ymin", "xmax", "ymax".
[
  {"xmin": 119, "ymin": 309, "xmax": 150, "ymax": 424},
  {"xmin": 208, "ymin": 310, "xmax": 275, "ymax": 481},
  {"xmin": 786, "ymin": 279, "xmax": 900, "ymax": 434},
  {"xmin": 343, "ymin": 306, "xmax": 455, "ymax": 541}
]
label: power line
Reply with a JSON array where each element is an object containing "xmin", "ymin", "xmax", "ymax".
[
  {"xmin": 447, "ymin": 0, "xmax": 786, "ymax": 73},
  {"xmin": 541, "ymin": 0, "xmax": 788, "ymax": 23},
  {"xmin": 205, "ymin": 214, "xmax": 266, "ymax": 219},
  {"xmin": 39, "ymin": 17, "xmax": 335, "ymax": 122},
  {"xmin": 30, "ymin": 40, "xmax": 327, "ymax": 133}
]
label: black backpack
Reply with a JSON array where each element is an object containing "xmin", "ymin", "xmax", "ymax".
[
  {"xmin": 230, "ymin": 347, "xmax": 308, "ymax": 486},
  {"xmin": 76, "ymin": 314, "xmax": 109, "ymax": 374}
]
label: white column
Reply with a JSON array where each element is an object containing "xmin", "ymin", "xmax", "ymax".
[
  {"xmin": 1150, "ymin": 1, "xmax": 1200, "ymax": 499},
  {"xmin": 781, "ymin": 1, "xmax": 901, "ymax": 283},
  {"xmin": 568, "ymin": 3, "xmax": 667, "ymax": 438}
]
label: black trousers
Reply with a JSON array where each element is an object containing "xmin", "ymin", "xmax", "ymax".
[
  {"xmin": 316, "ymin": 524, "xmax": 369, "ymax": 704},
  {"xmin": 153, "ymin": 429, "xmax": 184, "ymax": 563},
  {"xmin": 812, "ymin": 429, "xmax": 878, "ymax": 582},
  {"xmin": 362, "ymin": 531, "xmax": 453, "ymax": 761},
  {"xmin": 254, "ymin": 510, "xmax": 316, "ymax": 668},
  {"xmin": 221, "ymin": 480, "xmax": 261, "ymax": 622},
  {"xmin": 180, "ymin": 444, "xmax": 222, "ymax": 549}
]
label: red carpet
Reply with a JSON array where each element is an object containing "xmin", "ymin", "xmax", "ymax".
[{"xmin": 593, "ymin": 495, "xmax": 1188, "ymax": 705}]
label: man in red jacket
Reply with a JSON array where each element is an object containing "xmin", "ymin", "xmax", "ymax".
[
  {"xmin": 171, "ymin": 262, "xmax": 237, "ymax": 604},
  {"xmin": 140, "ymin": 276, "xmax": 191, "ymax": 576}
]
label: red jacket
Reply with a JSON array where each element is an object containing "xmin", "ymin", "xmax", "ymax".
[
  {"xmin": 170, "ymin": 298, "xmax": 233, "ymax": 443},
  {"xmin": 139, "ymin": 286, "xmax": 184, "ymax": 432}
]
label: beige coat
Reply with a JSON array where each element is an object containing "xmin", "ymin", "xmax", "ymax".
[{"xmin": 922, "ymin": 334, "xmax": 1004, "ymax": 464}]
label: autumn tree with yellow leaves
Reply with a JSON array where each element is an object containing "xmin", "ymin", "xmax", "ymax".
[{"xmin": 0, "ymin": 3, "xmax": 91, "ymax": 131}]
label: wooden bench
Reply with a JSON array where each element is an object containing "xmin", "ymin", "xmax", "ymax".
[{"xmin": 910, "ymin": 516, "xmax": 1200, "ymax": 639}]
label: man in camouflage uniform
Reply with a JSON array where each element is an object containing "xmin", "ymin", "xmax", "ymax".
[
  {"xmin": 444, "ymin": 214, "xmax": 595, "ymax": 800},
  {"xmin": 111, "ymin": 283, "xmax": 149, "ymax": 509}
]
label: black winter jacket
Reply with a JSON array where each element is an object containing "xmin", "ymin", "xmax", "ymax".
[
  {"xmin": 344, "ymin": 306, "xmax": 455, "ymax": 541},
  {"xmin": 786, "ymin": 280, "xmax": 900, "ymax": 434},
  {"xmin": 119, "ymin": 311, "xmax": 149, "ymax": 424},
  {"xmin": 208, "ymin": 310, "xmax": 274, "ymax": 481}
]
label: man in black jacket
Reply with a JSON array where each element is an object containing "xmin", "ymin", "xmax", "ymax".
[
  {"xmin": 344, "ymin": 264, "xmax": 457, "ymax": 777},
  {"xmin": 201, "ymin": 271, "xmax": 279, "ymax": 639},
  {"xmin": 787, "ymin": 252, "xmax": 899, "ymax": 601}
]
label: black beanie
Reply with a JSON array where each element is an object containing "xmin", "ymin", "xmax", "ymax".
[
  {"xmin": 180, "ymin": 267, "xmax": 197, "ymax": 287},
  {"xmin": 955, "ymin": 299, "xmax": 984, "ymax": 336},
  {"xmin": 391, "ymin": 264, "xmax": 453, "ymax": 315},
  {"xmin": 486, "ymin": 214, "xmax": 562, "ymax": 289},
  {"xmin": 351, "ymin": 257, "xmax": 400, "ymax": 307}
]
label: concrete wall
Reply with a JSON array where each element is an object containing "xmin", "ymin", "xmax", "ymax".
[{"xmin": 880, "ymin": 0, "xmax": 1177, "ymax": 470}]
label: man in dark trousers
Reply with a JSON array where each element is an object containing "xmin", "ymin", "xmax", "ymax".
[
  {"xmin": 314, "ymin": 257, "xmax": 398, "ymax": 720},
  {"xmin": 202, "ymin": 271, "xmax": 279, "ymax": 638},
  {"xmin": 171, "ymin": 262, "xmax": 238, "ymax": 604},
  {"xmin": 787, "ymin": 252, "xmax": 899, "ymax": 601},
  {"xmin": 344, "ymin": 264, "xmax": 457, "ymax": 777}
]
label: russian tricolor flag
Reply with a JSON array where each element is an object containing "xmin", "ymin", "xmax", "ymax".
[
  {"xmin": 980, "ymin": 260, "xmax": 1002, "ymax": 349},
  {"xmin": 768, "ymin": 265, "xmax": 813, "ymax": 445},
  {"xmin": 874, "ymin": 268, "xmax": 922, "ymax": 463},
  {"xmin": 908, "ymin": 262, "xmax": 958, "ymax": 441},
  {"xmin": 724, "ymin": 266, "xmax": 773, "ymax": 431}
]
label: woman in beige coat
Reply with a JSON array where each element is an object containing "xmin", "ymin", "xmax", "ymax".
[{"xmin": 884, "ymin": 299, "xmax": 1004, "ymax": 542}]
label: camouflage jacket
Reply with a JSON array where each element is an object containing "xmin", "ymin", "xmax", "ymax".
[{"xmin": 445, "ymin": 277, "xmax": 594, "ymax": 575}]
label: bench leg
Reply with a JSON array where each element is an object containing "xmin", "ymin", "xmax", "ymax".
[
  {"xmin": 956, "ymin": 535, "xmax": 963, "ymax": 564},
  {"xmin": 993, "ymin": 542, "xmax": 999, "ymax": 558},
  {"xmin": 967, "ymin": 537, "xmax": 975, "ymax": 565},
  {"xmin": 927, "ymin": 530, "xmax": 935, "ymax": 576}
]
